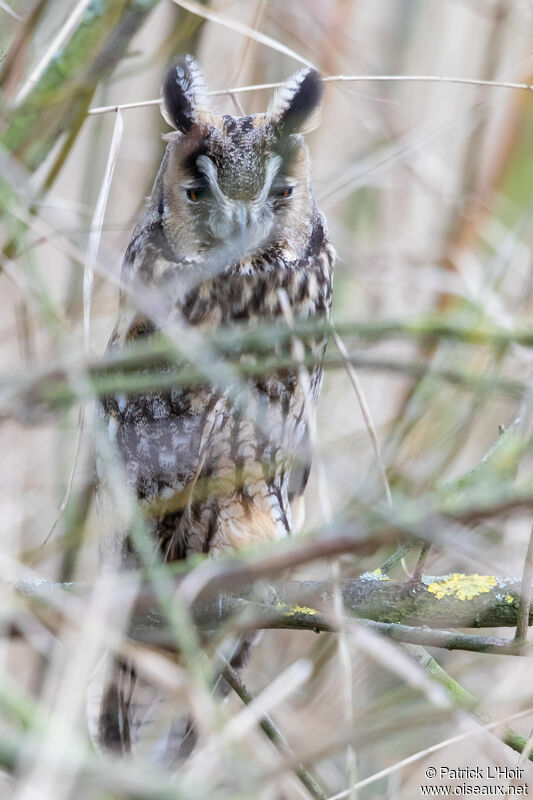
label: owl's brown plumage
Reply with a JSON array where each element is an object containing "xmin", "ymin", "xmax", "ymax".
[{"xmin": 91, "ymin": 55, "xmax": 334, "ymax": 762}]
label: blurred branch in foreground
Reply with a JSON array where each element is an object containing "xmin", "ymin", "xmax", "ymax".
[
  {"xmin": 0, "ymin": 0, "xmax": 158, "ymax": 175},
  {"xmin": 3, "ymin": 313, "xmax": 533, "ymax": 417}
]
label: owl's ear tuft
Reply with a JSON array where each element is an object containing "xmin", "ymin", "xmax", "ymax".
[
  {"xmin": 268, "ymin": 68, "xmax": 323, "ymax": 136},
  {"xmin": 161, "ymin": 55, "xmax": 207, "ymax": 133}
]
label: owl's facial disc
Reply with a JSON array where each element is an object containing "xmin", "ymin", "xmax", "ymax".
[
  {"xmin": 185, "ymin": 151, "xmax": 290, "ymax": 255},
  {"xmin": 162, "ymin": 58, "xmax": 322, "ymax": 261}
]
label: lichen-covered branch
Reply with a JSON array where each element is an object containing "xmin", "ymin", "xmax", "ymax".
[
  {"xmin": 13, "ymin": 572, "xmax": 532, "ymax": 656},
  {"xmin": 135, "ymin": 604, "xmax": 527, "ymax": 655},
  {"xmin": 182, "ymin": 572, "xmax": 530, "ymax": 630}
]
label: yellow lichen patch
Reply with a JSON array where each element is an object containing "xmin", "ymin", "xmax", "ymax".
[
  {"xmin": 285, "ymin": 605, "xmax": 318, "ymax": 617},
  {"xmin": 427, "ymin": 573, "xmax": 497, "ymax": 601},
  {"xmin": 370, "ymin": 568, "xmax": 392, "ymax": 581},
  {"xmin": 504, "ymin": 594, "xmax": 515, "ymax": 605}
]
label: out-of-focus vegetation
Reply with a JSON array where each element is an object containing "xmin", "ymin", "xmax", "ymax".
[{"xmin": 2, "ymin": 1, "xmax": 533, "ymax": 798}]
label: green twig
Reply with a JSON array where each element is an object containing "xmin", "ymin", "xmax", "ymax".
[
  {"xmin": 377, "ymin": 543, "xmax": 416, "ymax": 576},
  {"xmin": 407, "ymin": 645, "xmax": 533, "ymax": 761}
]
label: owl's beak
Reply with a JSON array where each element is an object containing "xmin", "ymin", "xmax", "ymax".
[
  {"xmin": 229, "ymin": 202, "xmax": 255, "ymax": 255},
  {"xmin": 216, "ymin": 201, "xmax": 266, "ymax": 257},
  {"xmin": 232, "ymin": 202, "xmax": 251, "ymax": 234}
]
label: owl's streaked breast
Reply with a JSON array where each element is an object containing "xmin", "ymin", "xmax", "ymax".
[{"xmin": 100, "ymin": 214, "xmax": 333, "ymax": 559}]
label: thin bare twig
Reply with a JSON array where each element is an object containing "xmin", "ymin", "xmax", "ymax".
[
  {"xmin": 137, "ymin": 608, "xmax": 531, "ymax": 656},
  {"xmin": 412, "ymin": 543, "xmax": 431, "ymax": 582},
  {"xmin": 514, "ymin": 523, "xmax": 533, "ymax": 642},
  {"xmin": 87, "ymin": 74, "xmax": 533, "ymax": 116},
  {"xmin": 333, "ymin": 331, "xmax": 392, "ymax": 506},
  {"xmin": 37, "ymin": 406, "xmax": 85, "ymax": 555},
  {"xmin": 83, "ymin": 108, "xmax": 123, "ymax": 350},
  {"xmin": 169, "ymin": 0, "xmax": 314, "ymax": 68},
  {"xmin": 326, "ymin": 707, "xmax": 533, "ymax": 800},
  {"xmin": 222, "ymin": 662, "xmax": 328, "ymax": 800},
  {"xmin": 378, "ymin": 543, "xmax": 417, "ymax": 576},
  {"xmin": 0, "ymin": 0, "xmax": 22, "ymax": 20}
]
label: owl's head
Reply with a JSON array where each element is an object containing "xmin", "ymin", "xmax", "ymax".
[{"xmin": 160, "ymin": 55, "xmax": 323, "ymax": 260}]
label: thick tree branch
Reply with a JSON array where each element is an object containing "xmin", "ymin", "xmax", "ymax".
[
  {"xmin": 12, "ymin": 573, "xmax": 532, "ymax": 655},
  {"xmin": 189, "ymin": 574, "xmax": 531, "ymax": 629}
]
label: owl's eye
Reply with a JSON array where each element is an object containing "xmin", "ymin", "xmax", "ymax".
[
  {"xmin": 271, "ymin": 185, "xmax": 293, "ymax": 199},
  {"xmin": 186, "ymin": 186, "xmax": 206, "ymax": 202},
  {"xmin": 187, "ymin": 183, "xmax": 209, "ymax": 203}
]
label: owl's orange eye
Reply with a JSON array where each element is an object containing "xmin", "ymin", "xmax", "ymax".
[
  {"xmin": 187, "ymin": 185, "xmax": 208, "ymax": 201},
  {"xmin": 271, "ymin": 185, "xmax": 293, "ymax": 199}
]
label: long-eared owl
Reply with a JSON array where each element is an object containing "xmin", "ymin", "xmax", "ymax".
[{"xmin": 91, "ymin": 55, "xmax": 334, "ymax": 762}]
